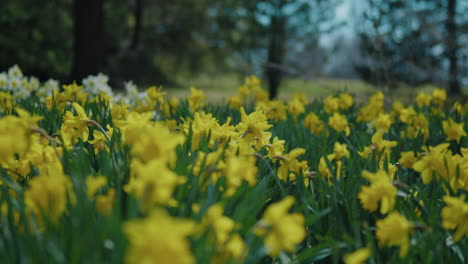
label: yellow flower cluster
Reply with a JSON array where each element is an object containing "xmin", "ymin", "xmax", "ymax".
[{"xmin": 1, "ymin": 65, "xmax": 467, "ymax": 263}]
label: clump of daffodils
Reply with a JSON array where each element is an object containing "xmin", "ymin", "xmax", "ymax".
[{"xmin": 1, "ymin": 65, "xmax": 468, "ymax": 263}]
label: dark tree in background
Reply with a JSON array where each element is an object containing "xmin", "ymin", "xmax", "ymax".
[
  {"xmin": 261, "ymin": 0, "xmax": 340, "ymax": 98},
  {"xmin": 446, "ymin": 0, "xmax": 459, "ymax": 95},
  {"xmin": 265, "ymin": 1, "xmax": 287, "ymax": 99},
  {"xmin": 0, "ymin": 0, "xmax": 339, "ymax": 95},
  {"xmin": 0, "ymin": 0, "xmax": 73, "ymax": 80},
  {"xmin": 218, "ymin": 0, "xmax": 339, "ymax": 99},
  {"xmin": 2, "ymin": 0, "xmax": 464, "ymax": 95},
  {"xmin": 356, "ymin": 0, "xmax": 466, "ymax": 93},
  {"xmin": 129, "ymin": 0, "xmax": 143, "ymax": 51},
  {"xmin": 71, "ymin": 0, "xmax": 105, "ymax": 82}
]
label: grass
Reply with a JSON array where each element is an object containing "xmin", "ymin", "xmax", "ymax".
[{"xmin": 166, "ymin": 73, "xmax": 466, "ymax": 103}]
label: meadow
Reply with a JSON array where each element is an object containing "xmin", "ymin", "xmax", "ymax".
[{"xmin": 0, "ymin": 65, "xmax": 467, "ymax": 264}]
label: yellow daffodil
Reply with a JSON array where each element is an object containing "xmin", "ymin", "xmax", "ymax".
[
  {"xmin": 224, "ymin": 155, "xmax": 258, "ymax": 196},
  {"xmin": 318, "ymin": 153, "xmax": 344, "ymax": 185},
  {"xmin": 95, "ymin": 188, "xmax": 115, "ymax": 216},
  {"xmin": 256, "ymin": 100, "xmax": 287, "ymax": 122},
  {"xmin": 237, "ymin": 107, "xmax": 272, "ymax": 149},
  {"xmin": 85, "ymin": 175, "xmax": 107, "ymax": 199},
  {"xmin": 255, "ymin": 196, "xmax": 306, "ymax": 257},
  {"xmin": 442, "ymin": 118, "xmax": 466, "ymax": 143},
  {"xmin": 146, "ymin": 86, "xmax": 166, "ymax": 103},
  {"xmin": 125, "ymin": 159, "xmax": 185, "ymax": 211},
  {"xmin": 61, "ymin": 102, "xmax": 92, "ymax": 147},
  {"xmin": 328, "ymin": 112, "xmax": 350, "ymax": 136},
  {"xmin": 229, "ymin": 95, "xmax": 242, "ymax": 109},
  {"xmin": 358, "ymin": 170, "xmax": 397, "ymax": 214},
  {"xmin": 25, "ymin": 161, "xmax": 76, "ymax": 224},
  {"xmin": 374, "ymin": 113, "xmax": 393, "ymax": 132},
  {"xmin": 333, "ymin": 142, "xmax": 350, "ymax": 160},
  {"xmin": 324, "ymin": 96, "xmax": 340, "ymax": 113},
  {"xmin": 200, "ymin": 204, "xmax": 236, "ymax": 244},
  {"xmin": 357, "ymin": 92, "xmax": 384, "ymax": 123},
  {"xmin": 276, "ymin": 148, "xmax": 308, "ymax": 182},
  {"xmin": 376, "ymin": 212, "xmax": 412, "ymax": 257},
  {"xmin": 343, "ymin": 247, "xmax": 371, "ymax": 264},
  {"xmin": 358, "ymin": 131, "xmax": 397, "ymax": 160},
  {"xmin": 398, "ymin": 151, "xmax": 417, "ymax": 169},
  {"xmin": 288, "ymin": 98, "xmax": 305, "ymax": 117},
  {"xmin": 123, "ymin": 208, "xmax": 195, "ymax": 264},
  {"xmin": 441, "ymin": 195, "xmax": 468, "ymax": 241},
  {"xmin": 432, "ymin": 88, "xmax": 446, "ymax": 105},
  {"xmin": 415, "ymin": 92, "xmax": 432, "ymax": 107},
  {"xmin": 412, "ymin": 143, "xmax": 450, "ymax": 184},
  {"xmin": 110, "ymin": 102, "xmax": 129, "ymax": 121},
  {"xmin": 338, "ymin": 92, "xmax": 354, "ymax": 110},
  {"xmin": 188, "ymin": 87, "xmax": 206, "ymax": 111},
  {"xmin": 304, "ymin": 112, "xmax": 325, "ymax": 135},
  {"xmin": 265, "ymin": 136, "xmax": 285, "ymax": 159}
]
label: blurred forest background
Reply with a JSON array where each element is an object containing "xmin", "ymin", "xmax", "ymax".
[{"xmin": 0, "ymin": 0, "xmax": 467, "ymax": 98}]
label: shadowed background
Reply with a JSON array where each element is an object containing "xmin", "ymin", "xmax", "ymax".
[{"xmin": 1, "ymin": 0, "xmax": 466, "ymax": 98}]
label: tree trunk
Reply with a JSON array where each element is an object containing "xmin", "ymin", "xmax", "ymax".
[
  {"xmin": 71, "ymin": 0, "xmax": 105, "ymax": 82},
  {"xmin": 266, "ymin": 14, "xmax": 286, "ymax": 99},
  {"xmin": 447, "ymin": 0, "xmax": 460, "ymax": 95},
  {"xmin": 129, "ymin": 0, "xmax": 143, "ymax": 50}
]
